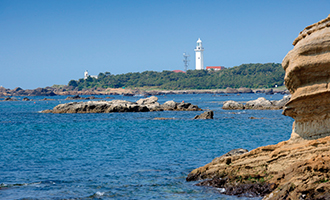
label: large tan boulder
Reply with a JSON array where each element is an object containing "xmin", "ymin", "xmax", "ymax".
[{"xmin": 282, "ymin": 14, "xmax": 330, "ymax": 140}]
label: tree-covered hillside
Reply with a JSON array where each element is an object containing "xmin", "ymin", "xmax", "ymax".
[{"xmin": 68, "ymin": 63, "xmax": 285, "ymax": 90}]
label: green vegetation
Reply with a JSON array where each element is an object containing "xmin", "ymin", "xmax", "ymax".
[{"xmin": 68, "ymin": 63, "xmax": 285, "ymax": 90}]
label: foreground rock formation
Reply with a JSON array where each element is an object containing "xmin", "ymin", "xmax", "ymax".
[
  {"xmin": 282, "ymin": 15, "xmax": 330, "ymax": 140},
  {"xmin": 187, "ymin": 15, "xmax": 330, "ymax": 199},
  {"xmin": 42, "ymin": 96, "xmax": 201, "ymax": 113},
  {"xmin": 187, "ymin": 136, "xmax": 330, "ymax": 199},
  {"xmin": 222, "ymin": 96, "xmax": 290, "ymax": 110}
]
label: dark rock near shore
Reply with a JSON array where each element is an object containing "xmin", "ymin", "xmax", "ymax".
[
  {"xmin": 22, "ymin": 97, "xmax": 30, "ymax": 101},
  {"xmin": 196, "ymin": 176, "xmax": 276, "ymax": 198},
  {"xmin": 65, "ymin": 95, "xmax": 100, "ymax": 100},
  {"xmin": 194, "ymin": 111, "xmax": 214, "ymax": 119},
  {"xmin": 42, "ymin": 96, "xmax": 202, "ymax": 113},
  {"xmin": 3, "ymin": 97, "xmax": 18, "ymax": 101}
]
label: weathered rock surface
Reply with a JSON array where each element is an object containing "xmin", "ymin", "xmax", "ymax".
[
  {"xmin": 194, "ymin": 111, "xmax": 214, "ymax": 119},
  {"xmin": 222, "ymin": 96, "xmax": 290, "ymax": 110},
  {"xmin": 42, "ymin": 96, "xmax": 201, "ymax": 113},
  {"xmin": 225, "ymin": 87, "xmax": 239, "ymax": 94},
  {"xmin": 238, "ymin": 87, "xmax": 253, "ymax": 93},
  {"xmin": 187, "ymin": 136, "xmax": 330, "ymax": 199},
  {"xmin": 187, "ymin": 15, "xmax": 330, "ymax": 199},
  {"xmin": 282, "ymin": 14, "xmax": 330, "ymax": 140}
]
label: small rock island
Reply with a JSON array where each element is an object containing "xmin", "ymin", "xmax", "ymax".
[
  {"xmin": 187, "ymin": 15, "xmax": 330, "ymax": 199},
  {"xmin": 42, "ymin": 96, "xmax": 201, "ymax": 113}
]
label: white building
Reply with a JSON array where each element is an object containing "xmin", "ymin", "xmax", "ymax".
[
  {"xmin": 84, "ymin": 70, "xmax": 98, "ymax": 79},
  {"xmin": 194, "ymin": 38, "xmax": 204, "ymax": 70}
]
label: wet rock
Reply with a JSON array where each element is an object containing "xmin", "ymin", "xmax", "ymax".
[
  {"xmin": 194, "ymin": 111, "xmax": 214, "ymax": 119},
  {"xmin": 65, "ymin": 95, "xmax": 82, "ymax": 100},
  {"xmin": 22, "ymin": 97, "xmax": 30, "ymax": 101},
  {"xmin": 153, "ymin": 117, "xmax": 175, "ymax": 120},
  {"xmin": 3, "ymin": 97, "xmax": 18, "ymax": 101}
]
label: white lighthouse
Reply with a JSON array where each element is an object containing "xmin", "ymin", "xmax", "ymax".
[{"xmin": 194, "ymin": 38, "xmax": 204, "ymax": 70}]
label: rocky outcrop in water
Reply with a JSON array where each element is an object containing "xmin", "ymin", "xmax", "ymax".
[
  {"xmin": 193, "ymin": 111, "xmax": 214, "ymax": 119},
  {"xmin": 65, "ymin": 95, "xmax": 100, "ymax": 100},
  {"xmin": 187, "ymin": 15, "xmax": 330, "ymax": 199},
  {"xmin": 222, "ymin": 96, "xmax": 290, "ymax": 110},
  {"xmin": 42, "ymin": 96, "xmax": 201, "ymax": 113}
]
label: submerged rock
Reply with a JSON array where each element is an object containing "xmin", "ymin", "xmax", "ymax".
[{"xmin": 42, "ymin": 96, "xmax": 201, "ymax": 113}]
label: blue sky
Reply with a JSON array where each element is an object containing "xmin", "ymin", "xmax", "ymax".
[{"xmin": 0, "ymin": 0, "xmax": 329, "ymax": 89}]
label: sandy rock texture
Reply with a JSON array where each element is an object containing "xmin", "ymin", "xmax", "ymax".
[
  {"xmin": 282, "ymin": 14, "xmax": 330, "ymax": 140},
  {"xmin": 187, "ymin": 136, "xmax": 330, "ymax": 199},
  {"xmin": 42, "ymin": 96, "xmax": 201, "ymax": 113}
]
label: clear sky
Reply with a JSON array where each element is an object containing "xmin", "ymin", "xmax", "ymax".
[{"xmin": 0, "ymin": 0, "xmax": 329, "ymax": 89}]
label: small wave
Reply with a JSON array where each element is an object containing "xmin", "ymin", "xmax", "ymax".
[
  {"xmin": 89, "ymin": 191, "xmax": 105, "ymax": 198},
  {"xmin": 95, "ymin": 191, "xmax": 105, "ymax": 196},
  {"xmin": 216, "ymin": 187, "xmax": 226, "ymax": 193}
]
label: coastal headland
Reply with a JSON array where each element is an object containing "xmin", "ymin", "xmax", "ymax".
[{"xmin": 187, "ymin": 15, "xmax": 330, "ymax": 199}]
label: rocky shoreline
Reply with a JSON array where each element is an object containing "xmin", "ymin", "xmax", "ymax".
[
  {"xmin": 186, "ymin": 136, "xmax": 330, "ymax": 199},
  {"xmin": 42, "ymin": 96, "xmax": 201, "ymax": 113},
  {"xmin": 0, "ymin": 86, "xmax": 289, "ymax": 97}
]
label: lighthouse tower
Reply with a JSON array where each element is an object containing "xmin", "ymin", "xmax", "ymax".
[{"xmin": 194, "ymin": 38, "xmax": 204, "ymax": 70}]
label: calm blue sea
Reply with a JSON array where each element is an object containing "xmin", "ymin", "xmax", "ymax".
[{"xmin": 0, "ymin": 93, "xmax": 293, "ymax": 200}]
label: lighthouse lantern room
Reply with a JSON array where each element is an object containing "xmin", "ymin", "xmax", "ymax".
[{"xmin": 194, "ymin": 38, "xmax": 204, "ymax": 70}]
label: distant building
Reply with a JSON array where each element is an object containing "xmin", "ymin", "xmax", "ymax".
[
  {"xmin": 206, "ymin": 66, "xmax": 225, "ymax": 71},
  {"xmin": 84, "ymin": 70, "xmax": 98, "ymax": 79},
  {"xmin": 194, "ymin": 38, "xmax": 204, "ymax": 70},
  {"xmin": 173, "ymin": 70, "xmax": 186, "ymax": 73}
]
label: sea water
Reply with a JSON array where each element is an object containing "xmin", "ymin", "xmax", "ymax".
[{"xmin": 0, "ymin": 93, "xmax": 293, "ymax": 200}]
